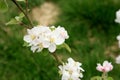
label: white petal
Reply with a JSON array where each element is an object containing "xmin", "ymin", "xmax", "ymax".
[
  {"xmin": 37, "ymin": 47, "xmax": 43, "ymax": 52},
  {"xmin": 48, "ymin": 43, "xmax": 56, "ymax": 53},
  {"xmin": 62, "ymin": 71, "xmax": 70, "ymax": 80},
  {"xmin": 23, "ymin": 35, "xmax": 32, "ymax": 42},
  {"xmin": 31, "ymin": 46, "xmax": 38, "ymax": 53},
  {"xmin": 42, "ymin": 41, "xmax": 50, "ymax": 48},
  {"xmin": 117, "ymin": 35, "xmax": 120, "ymax": 40},
  {"xmin": 115, "ymin": 19, "xmax": 120, "ymax": 23},
  {"xmin": 55, "ymin": 37, "xmax": 65, "ymax": 45},
  {"xmin": 27, "ymin": 29, "xmax": 31, "ymax": 34},
  {"xmin": 116, "ymin": 55, "xmax": 120, "ymax": 64}
]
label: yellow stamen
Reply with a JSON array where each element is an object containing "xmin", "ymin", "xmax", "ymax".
[
  {"xmin": 31, "ymin": 35, "xmax": 36, "ymax": 40},
  {"xmin": 50, "ymin": 38, "xmax": 55, "ymax": 43}
]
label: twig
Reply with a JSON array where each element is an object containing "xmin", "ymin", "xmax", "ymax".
[
  {"xmin": 51, "ymin": 52, "xmax": 63, "ymax": 65},
  {"xmin": 25, "ymin": 0, "xmax": 28, "ymax": 15},
  {"xmin": 11, "ymin": 0, "xmax": 33, "ymax": 27},
  {"xmin": 20, "ymin": 22, "xmax": 29, "ymax": 28}
]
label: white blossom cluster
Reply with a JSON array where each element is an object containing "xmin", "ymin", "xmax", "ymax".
[
  {"xmin": 23, "ymin": 25, "xmax": 69, "ymax": 53},
  {"xmin": 116, "ymin": 23, "xmax": 120, "ymax": 64},
  {"xmin": 58, "ymin": 58, "xmax": 84, "ymax": 80},
  {"xmin": 115, "ymin": 9, "xmax": 120, "ymax": 64}
]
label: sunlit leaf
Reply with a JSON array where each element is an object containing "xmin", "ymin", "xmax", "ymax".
[
  {"xmin": 0, "ymin": 0, "xmax": 8, "ymax": 12},
  {"xmin": 63, "ymin": 43, "xmax": 71, "ymax": 53},
  {"xmin": 107, "ymin": 77, "xmax": 113, "ymax": 80},
  {"xmin": 16, "ymin": 0, "xmax": 25, "ymax": 2},
  {"xmin": 15, "ymin": 13, "xmax": 25, "ymax": 21},
  {"xmin": 6, "ymin": 13, "xmax": 25, "ymax": 25},
  {"xmin": 23, "ymin": 42, "xmax": 29, "ymax": 47},
  {"xmin": 91, "ymin": 76, "xmax": 102, "ymax": 80},
  {"xmin": 5, "ymin": 18, "xmax": 20, "ymax": 25}
]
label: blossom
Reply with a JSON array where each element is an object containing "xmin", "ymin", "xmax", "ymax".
[
  {"xmin": 47, "ymin": 26, "xmax": 69, "ymax": 52},
  {"xmin": 115, "ymin": 9, "xmax": 120, "ymax": 24},
  {"xmin": 23, "ymin": 25, "xmax": 51, "ymax": 52},
  {"xmin": 96, "ymin": 61, "xmax": 113, "ymax": 73},
  {"xmin": 117, "ymin": 35, "xmax": 120, "ymax": 48},
  {"xmin": 58, "ymin": 58, "xmax": 84, "ymax": 80},
  {"xmin": 116, "ymin": 55, "xmax": 120, "ymax": 64},
  {"xmin": 23, "ymin": 25, "xmax": 69, "ymax": 53}
]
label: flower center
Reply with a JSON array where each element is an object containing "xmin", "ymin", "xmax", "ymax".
[
  {"xmin": 31, "ymin": 35, "xmax": 36, "ymax": 40},
  {"xmin": 38, "ymin": 43, "xmax": 43, "ymax": 48},
  {"xmin": 50, "ymin": 38, "xmax": 55, "ymax": 43}
]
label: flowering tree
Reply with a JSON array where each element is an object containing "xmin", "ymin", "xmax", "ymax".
[{"xmin": 1, "ymin": 0, "xmax": 120, "ymax": 80}]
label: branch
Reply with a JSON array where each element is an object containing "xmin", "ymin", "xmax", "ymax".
[
  {"xmin": 51, "ymin": 52, "xmax": 63, "ymax": 65},
  {"xmin": 25, "ymin": 0, "xmax": 28, "ymax": 14},
  {"xmin": 11, "ymin": 0, "xmax": 33, "ymax": 27}
]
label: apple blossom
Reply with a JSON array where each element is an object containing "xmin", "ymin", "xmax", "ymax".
[
  {"xmin": 58, "ymin": 58, "xmax": 84, "ymax": 80},
  {"xmin": 96, "ymin": 61, "xmax": 113, "ymax": 73},
  {"xmin": 46, "ymin": 26, "xmax": 69, "ymax": 52},
  {"xmin": 23, "ymin": 25, "xmax": 69, "ymax": 53},
  {"xmin": 115, "ymin": 9, "xmax": 120, "ymax": 24}
]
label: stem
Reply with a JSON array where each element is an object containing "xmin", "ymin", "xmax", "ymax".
[
  {"xmin": 51, "ymin": 52, "xmax": 63, "ymax": 65},
  {"xmin": 20, "ymin": 22, "xmax": 29, "ymax": 28},
  {"xmin": 25, "ymin": 0, "xmax": 28, "ymax": 14},
  {"xmin": 102, "ymin": 72, "xmax": 108, "ymax": 80},
  {"xmin": 11, "ymin": 0, "xmax": 33, "ymax": 27}
]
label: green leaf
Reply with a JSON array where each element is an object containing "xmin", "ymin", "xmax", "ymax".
[
  {"xmin": 0, "ymin": 0, "xmax": 8, "ymax": 12},
  {"xmin": 15, "ymin": 13, "xmax": 25, "ymax": 21},
  {"xmin": 57, "ymin": 44, "xmax": 64, "ymax": 49},
  {"xmin": 6, "ymin": 13, "xmax": 25, "ymax": 25},
  {"xmin": 91, "ymin": 76, "xmax": 102, "ymax": 80},
  {"xmin": 16, "ymin": 0, "xmax": 25, "ymax": 2},
  {"xmin": 23, "ymin": 42, "xmax": 29, "ymax": 47},
  {"xmin": 107, "ymin": 77, "xmax": 113, "ymax": 80},
  {"xmin": 39, "ymin": 48, "xmax": 49, "ymax": 56},
  {"xmin": 5, "ymin": 18, "xmax": 20, "ymax": 25},
  {"xmin": 63, "ymin": 43, "xmax": 71, "ymax": 53}
]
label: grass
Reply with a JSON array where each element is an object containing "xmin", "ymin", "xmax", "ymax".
[{"xmin": 0, "ymin": 0, "xmax": 120, "ymax": 80}]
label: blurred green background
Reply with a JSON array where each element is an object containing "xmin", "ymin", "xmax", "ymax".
[{"xmin": 1, "ymin": 0, "xmax": 120, "ymax": 80}]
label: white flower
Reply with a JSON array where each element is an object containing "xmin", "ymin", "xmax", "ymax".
[
  {"xmin": 96, "ymin": 61, "xmax": 113, "ymax": 73},
  {"xmin": 43, "ymin": 26, "xmax": 69, "ymax": 53},
  {"xmin": 116, "ymin": 55, "xmax": 120, "ymax": 64},
  {"xmin": 53, "ymin": 26, "xmax": 69, "ymax": 45},
  {"xmin": 117, "ymin": 35, "xmax": 120, "ymax": 48},
  {"xmin": 23, "ymin": 25, "xmax": 69, "ymax": 53},
  {"xmin": 23, "ymin": 25, "xmax": 51, "ymax": 52},
  {"xmin": 58, "ymin": 58, "xmax": 84, "ymax": 80},
  {"xmin": 115, "ymin": 9, "xmax": 120, "ymax": 24}
]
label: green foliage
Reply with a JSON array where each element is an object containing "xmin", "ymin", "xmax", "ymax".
[
  {"xmin": 16, "ymin": 0, "xmax": 25, "ymax": 2},
  {"xmin": 6, "ymin": 13, "xmax": 25, "ymax": 25},
  {"xmin": 63, "ymin": 43, "xmax": 71, "ymax": 53},
  {"xmin": 107, "ymin": 77, "xmax": 113, "ymax": 80},
  {"xmin": 0, "ymin": 0, "xmax": 8, "ymax": 12},
  {"xmin": 23, "ymin": 42, "xmax": 29, "ymax": 47},
  {"xmin": 91, "ymin": 76, "xmax": 114, "ymax": 80},
  {"xmin": 57, "ymin": 43, "xmax": 71, "ymax": 53},
  {"xmin": 91, "ymin": 76, "xmax": 102, "ymax": 80}
]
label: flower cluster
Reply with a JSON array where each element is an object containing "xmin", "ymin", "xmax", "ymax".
[
  {"xmin": 115, "ymin": 9, "xmax": 120, "ymax": 24},
  {"xmin": 23, "ymin": 25, "xmax": 69, "ymax": 53},
  {"xmin": 116, "ymin": 9, "xmax": 120, "ymax": 64},
  {"xmin": 96, "ymin": 61, "xmax": 113, "ymax": 73},
  {"xmin": 58, "ymin": 58, "xmax": 84, "ymax": 80}
]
